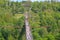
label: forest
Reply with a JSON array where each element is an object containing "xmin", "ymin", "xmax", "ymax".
[{"xmin": 0, "ymin": 0, "xmax": 60, "ymax": 40}]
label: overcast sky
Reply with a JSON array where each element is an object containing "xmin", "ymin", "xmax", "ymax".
[
  {"xmin": 11, "ymin": 0, "xmax": 60, "ymax": 2},
  {"xmin": 11, "ymin": 0, "xmax": 47, "ymax": 2}
]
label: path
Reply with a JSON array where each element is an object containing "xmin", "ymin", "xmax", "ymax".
[{"xmin": 24, "ymin": 12, "xmax": 33, "ymax": 40}]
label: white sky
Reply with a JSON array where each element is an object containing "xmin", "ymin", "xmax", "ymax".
[
  {"xmin": 10, "ymin": 0, "xmax": 60, "ymax": 2},
  {"xmin": 10, "ymin": 0, "xmax": 45, "ymax": 2}
]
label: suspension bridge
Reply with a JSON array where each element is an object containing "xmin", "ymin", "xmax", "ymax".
[{"xmin": 22, "ymin": 0, "xmax": 33, "ymax": 40}]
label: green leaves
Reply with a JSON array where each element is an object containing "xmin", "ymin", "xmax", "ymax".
[
  {"xmin": 31, "ymin": 1, "xmax": 60, "ymax": 40},
  {"xmin": 0, "ymin": 0, "xmax": 60, "ymax": 40}
]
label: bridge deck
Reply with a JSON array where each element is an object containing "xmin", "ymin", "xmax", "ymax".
[{"xmin": 24, "ymin": 12, "xmax": 33, "ymax": 40}]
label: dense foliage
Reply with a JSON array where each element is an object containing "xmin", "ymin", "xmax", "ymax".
[
  {"xmin": 30, "ymin": 1, "xmax": 60, "ymax": 40},
  {"xmin": 0, "ymin": 0, "xmax": 25, "ymax": 40},
  {"xmin": 0, "ymin": 0, "xmax": 60, "ymax": 40}
]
